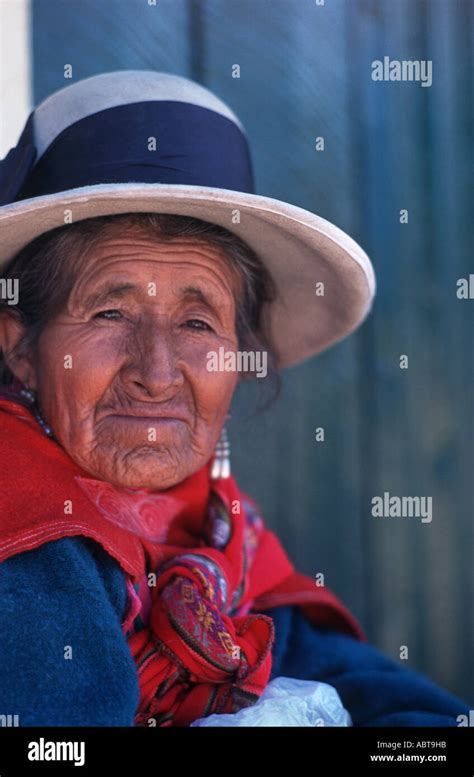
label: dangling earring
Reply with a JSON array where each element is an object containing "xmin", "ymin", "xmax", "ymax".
[
  {"xmin": 19, "ymin": 386, "xmax": 54, "ymax": 439},
  {"xmin": 210, "ymin": 417, "xmax": 231, "ymax": 480}
]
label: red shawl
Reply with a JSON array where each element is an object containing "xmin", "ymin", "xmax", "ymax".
[{"xmin": 0, "ymin": 395, "xmax": 365, "ymax": 726}]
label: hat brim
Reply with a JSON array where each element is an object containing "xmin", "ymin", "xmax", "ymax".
[{"xmin": 0, "ymin": 183, "xmax": 375, "ymax": 368}]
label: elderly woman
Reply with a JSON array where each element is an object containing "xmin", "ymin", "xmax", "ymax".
[{"xmin": 0, "ymin": 71, "xmax": 469, "ymax": 727}]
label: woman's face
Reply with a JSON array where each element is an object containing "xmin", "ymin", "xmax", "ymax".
[{"xmin": 22, "ymin": 225, "xmax": 241, "ymax": 489}]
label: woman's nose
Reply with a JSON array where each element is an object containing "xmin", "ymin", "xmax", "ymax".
[{"xmin": 122, "ymin": 323, "xmax": 184, "ymax": 400}]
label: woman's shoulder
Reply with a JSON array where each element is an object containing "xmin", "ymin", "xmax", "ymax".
[
  {"xmin": 0, "ymin": 534, "xmax": 127, "ymax": 613},
  {"xmin": 0, "ymin": 535, "xmax": 139, "ymax": 725}
]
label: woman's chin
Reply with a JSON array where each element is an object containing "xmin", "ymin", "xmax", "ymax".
[{"xmin": 78, "ymin": 447, "xmax": 200, "ymax": 491}]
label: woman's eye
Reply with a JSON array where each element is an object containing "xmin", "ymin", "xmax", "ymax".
[
  {"xmin": 184, "ymin": 319, "xmax": 214, "ymax": 332},
  {"xmin": 93, "ymin": 309, "xmax": 124, "ymax": 320}
]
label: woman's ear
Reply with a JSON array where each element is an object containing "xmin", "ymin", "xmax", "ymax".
[{"xmin": 0, "ymin": 311, "xmax": 37, "ymax": 389}]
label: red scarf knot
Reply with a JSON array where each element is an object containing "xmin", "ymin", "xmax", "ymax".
[{"xmin": 129, "ymin": 551, "xmax": 275, "ymax": 726}]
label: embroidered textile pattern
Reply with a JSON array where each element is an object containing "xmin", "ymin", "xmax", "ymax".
[{"xmin": 124, "ymin": 493, "xmax": 272, "ymax": 727}]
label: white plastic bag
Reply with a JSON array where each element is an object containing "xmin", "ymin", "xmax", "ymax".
[{"xmin": 190, "ymin": 676, "xmax": 352, "ymax": 727}]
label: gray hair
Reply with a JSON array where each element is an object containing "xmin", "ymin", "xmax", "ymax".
[{"xmin": 0, "ymin": 213, "xmax": 280, "ymax": 405}]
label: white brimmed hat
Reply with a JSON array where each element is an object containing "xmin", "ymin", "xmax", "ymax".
[{"xmin": 0, "ymin": 70, "xmax": 375, "ymax": 368}]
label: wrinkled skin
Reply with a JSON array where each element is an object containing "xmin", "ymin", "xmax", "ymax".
[{"xmin": 0, "ymin": 226, "xmax": 240, "ymax": 489}]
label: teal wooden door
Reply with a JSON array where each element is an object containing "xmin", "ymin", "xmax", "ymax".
[{"xmin": 31, "ymin": 0, "xmax": 473, "ymax": 702}]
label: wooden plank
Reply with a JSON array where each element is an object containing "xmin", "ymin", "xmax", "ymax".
[
  {"xmin": 32, "ymin": 0, "xmax": 190, "ymax": 103},
  {"xmin": 346, "ymin": 0, "xmax": 434, "ymax": 679},
  {"xmin": 421, "ymin": 0, "xmax": 474, "ymax": 700},
  {"xmin": 347, "ymin": 0, "xmax": 473, "ymax": 701}
]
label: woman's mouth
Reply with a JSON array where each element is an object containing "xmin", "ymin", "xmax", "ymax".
[{"xmin": 107, "ymin": 414, "xmax": 186, "ymax": 424}]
